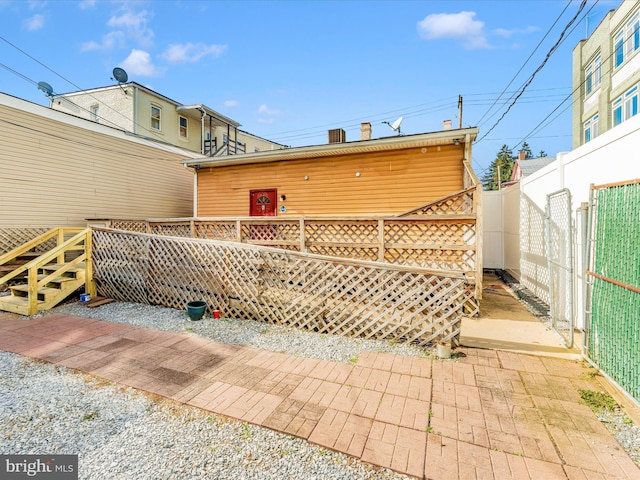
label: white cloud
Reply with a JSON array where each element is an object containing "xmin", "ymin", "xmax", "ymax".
[
  {"xmin": 24, "ymin": 13, "xmax": 44, "ymax": 31},
  {"xmin": 258, "ymin": 104, "xmax": 280, "ymax": 115},
  {"xmin": 224, "ymin": 100, "xmax": 239, "ymax": 108},
  {"xmin": 120, "ymin": 49, "xmax": 162, "ymax": 77},
  {"xmin": 161, "ymin": 42, "xmax": 227, "ymax": 63},
  {"xmin": 79, "ymin": 0, "xmax": 96, "ymax": 9},
  {"xmin": 107, "ymin": 9, "xmax": 154, "ymax": 47},
  {"xmin": 27, "ymin": 1, "xmax": 46, "ymax": 10},
  {"xmin": 494, "ymin": 26, "xmax": 539, "ymax": 38},
  {"xmin": 257, "ymin": 118, "xmax": 275, "ymax": 124},
  {"xmin": 81, "ymin": 31, "xmax": 125, "ymax": 51},
  {"xmin": 417, "ymin": 11, "xmax": 490, "ymax": 49}
]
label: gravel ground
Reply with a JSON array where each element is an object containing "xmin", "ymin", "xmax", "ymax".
[{"xmin": 2, "ymin": 299, "xmax": 639, "ymax": 479}]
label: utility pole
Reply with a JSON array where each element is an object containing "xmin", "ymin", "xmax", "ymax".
[
  {"xmin": 458, "ymin": 95, "xmax": 463, "ymax": 129},
  {"xmin": 497, "ymin": 165, "xmax": 502, "ymax": 191}
]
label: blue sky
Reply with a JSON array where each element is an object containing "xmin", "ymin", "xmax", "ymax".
[{"xmin": 0, "ymin": 0, "xmax": 618, "ymax": 176}]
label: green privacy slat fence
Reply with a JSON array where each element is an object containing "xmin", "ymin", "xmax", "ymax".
[{"xmin": 586, "ymin": 179, "xmax": 640, "ymax": 403}]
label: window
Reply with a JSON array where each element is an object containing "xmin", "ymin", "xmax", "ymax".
[
  {"xmin": 151, "ymin": 105, "xmax": 161, "ymax": 130},
  {"xmin": 615, "ymin": 30, "xmax": 624, "ymax": 67},
  {"xmin": 626, "ymin": 13, "xmax": 640, "ymax": 57},
  {"xmin": 612, "ymin": 85, "xmax": 638, "ymax": 126},
  {"xmin": 90, "ymin": 104, "xmax": 99, "ymax": 122},
  {"xmin": 223, "ymin": 134, "xmax": 228, "ymax": 144},
  {"xmin": 585, "ymin": 55, "xmax": 601, "ymax": 95},
  {"xmin": 584, "ymin": 114, "xmax": 599, "ymax": 143},
  {"xmin": 614, "ymin": 11, "xmax": 640, "ymax": 68},
  {"xmin": 624, "ymin": 86, "xmax": 638, "ymax": 120},
  {"xmin": 179, "ymin": 116, "xmax": 187, "ymax": 138},
  {"xmin": 613, "ymin": 97, "xmax": 623, "ymax": 126}
]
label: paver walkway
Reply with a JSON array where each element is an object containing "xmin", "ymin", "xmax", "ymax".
[{"xmin": 1, "ymin": 312, "xmax": 639, "ymax": 480}]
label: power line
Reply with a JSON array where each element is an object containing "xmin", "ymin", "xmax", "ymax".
[
  {"xmin": 477, "ymin": 0, "xmax": 589, "ymax": 143},
  {"xmin": 475, "ymin": 0, "xmax": 573, "ymax": 127},
  {"xmin": 0, "ymin": 34, "xmax": 191, "ymax": 154}
]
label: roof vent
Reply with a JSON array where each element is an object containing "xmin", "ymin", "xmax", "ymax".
[{"xmin": 328, "ymin": 128, "xmax": 346, "ymax": 144}]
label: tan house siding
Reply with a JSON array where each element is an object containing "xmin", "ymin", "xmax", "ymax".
[
  {"xmin": 196, "ymin": 144, "xmax": 464, "ymax": 216},
  {"xmin": 51, "ymin": 83, "xmax": 284, "ymax": 156},
  {"xmin": 0, "ymin": 93, "xmax": 196, "ymax": 227}
]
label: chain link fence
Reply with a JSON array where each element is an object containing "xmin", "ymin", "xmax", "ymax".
[{"xmin": 545, "ymin": 189, "xmax": 574, "ymax": 348}]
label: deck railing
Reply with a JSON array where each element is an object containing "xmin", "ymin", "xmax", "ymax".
[{"xmin": 89, "ymin": 185, "xmax": 482, "ymax": 304}]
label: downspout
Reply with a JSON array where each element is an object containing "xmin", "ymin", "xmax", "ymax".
[
  {"xmin": 133, "ymin": 85, "xmax": 139, "ymax": 134},
  {"xmin": 200, "ymin": 108, "xmax": 206, "ymax": 155},
  {"xmin": 193, "ymin": 168, "xmax": 198, "ymax": 217}
]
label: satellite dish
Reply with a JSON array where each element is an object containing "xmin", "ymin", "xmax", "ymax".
[
  {"xmin": 112, "ymin": 67, "xmax": 128, "ymax": 83},
  {"xmin": 391, "ymin": 116, "xmax": 403, "ymax": 131},
  {"xmin": 37, "ymin": 81, "xmax": 53, "ymax": 97},
  {"xmin": 383, "ymin": 116, "xmax": 403, "ymax": 135}
]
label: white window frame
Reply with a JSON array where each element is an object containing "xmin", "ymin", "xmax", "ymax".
[
  {"xmin": 179, "ymin": 116, "xmax": 188, "ymax": 138},
  {"xmin": 151, "ymin": 105, "xmax": 161, "ymax": 130},
  {"xmin": 612, "ymin": 85, "xmax": 638, "ymax": 126},
  {"xmin": 585, "ymin": 55, "xmax": 601, "ymax": 96},
  {"xmin": 90, "ymin": 104, "xmax": 99, "ymax": 122},
  {"xmin": 615, "ymin": 29, "xmax": 625, "ymax": 68},
  {"xmin": 625, "ymin": 13, "xmax": 640, "ymax": 58},
  {"xmin": 624, "ymin": 85, "xmax": 638, "ymax": 121},
  {"xmin": 583, "ymin": 114, "xmax": 598, "ymax": 143},
  {"xmin": 613, "ymin": 10, "xmax": 640, "ymax": 69}
]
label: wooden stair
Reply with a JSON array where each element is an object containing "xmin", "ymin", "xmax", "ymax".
[
  {"xmin": 0, "ymin": 263, "xmax": 87, "ymax": 315},
  {"xmin": 0, "ymin": 228, "xmax": 95, "ymax": 316}
]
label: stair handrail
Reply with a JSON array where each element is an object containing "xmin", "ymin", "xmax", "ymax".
[
  {"xmin": 0, "ymin": 228, "xmax": 59, "ymax": 267},
  {"xmin": 0, "ymin": 228, "xmax": 89, "ymax": 286}
]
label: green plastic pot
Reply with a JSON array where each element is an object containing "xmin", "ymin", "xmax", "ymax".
[{"xmin": 186, "ymin": 300, "xmax": 207, "ymax": 321}]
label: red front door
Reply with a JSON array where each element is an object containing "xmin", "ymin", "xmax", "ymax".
[
  {"xmin": 249, "ymin": 189, "xmax": 277, "ymax": 240},
  {"xmin": 249, "ymin": 189, "xmax": 277, "ymax": 216}
]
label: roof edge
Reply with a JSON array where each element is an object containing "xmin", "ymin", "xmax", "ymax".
[{"xmin": 181, "ymin": 127, "xmax": 478, "ymax": 168}]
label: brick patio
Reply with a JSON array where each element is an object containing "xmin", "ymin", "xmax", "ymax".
[{"xmin": 1, "ymin": 312, "xmax": 639, "ymax": 480}]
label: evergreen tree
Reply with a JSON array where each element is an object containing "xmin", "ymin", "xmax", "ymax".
[
  {"xmin": 520, "ymin": 141, "xmax": 533, "ymax": 159},
  {"xmin": 481, "ymin": 144, "xmax": 515, "ymax": 190}
]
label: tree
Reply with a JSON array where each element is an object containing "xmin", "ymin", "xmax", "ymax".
[
  {"xmin": 520, "ymin": 141, "xmax": 533, "ymax": 159},
  {"xmin": 481, "ymin": 144, "xmax": 515, "ymax": 191}
]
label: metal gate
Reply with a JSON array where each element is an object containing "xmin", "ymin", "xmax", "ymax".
[{"xmin": 545, "ymin": 188, "xmax": 574, "ymax": 348}]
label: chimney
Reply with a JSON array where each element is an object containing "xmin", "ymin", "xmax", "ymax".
[
  {"xmin": 360, "ymin": 122, "xmax": 372, "ymax": 141},
  {"xmin": 518, "ymin": 150, "xmax": 526, "ymax": 161},
  {"xmin": 443, "ymin": 119, "xmax": 452, "ymax": 130},
  {"xmin": 328, "ymin": 128, "xmax": 346, "ymax": 144}
]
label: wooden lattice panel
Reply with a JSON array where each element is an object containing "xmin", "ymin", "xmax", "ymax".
[
  {"xmin": 398, "ymin": 188, "xmax": 475, "ymax": 217},
  {"xmin": 0, "ymin": 227, "xmax": 54, "ymax": 254},
  {"xmin": 110, "ymin": 220, "xmax": 148, "ymax": 233},
  {"xmin": 151, "ymin": 223, "xmax": 191, "ymax": 237},
  {"xmin": 91, "ymin": 229, "xmax": 475, "ymax": 346},
  {"xmin": 305, "ymin": 220, "xmax": 378, "ymax": 243},
  {"xmin": 195, "ymin": 222, "xmax": 238, "ymax": 241},
  {"xmin": 385, "ymin": 248, "xmax": 475, "ymax": 271},
  {"xmin": 240, "ymin": 222, "xmax": 300, "ymax": 246},
  {"xmin": 307, "ymin": 246, "xmax": 379, "ymax": 262},
  {"xmin": 385, "ymin": 221, "xmax": 476, "ymax": 246}
]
